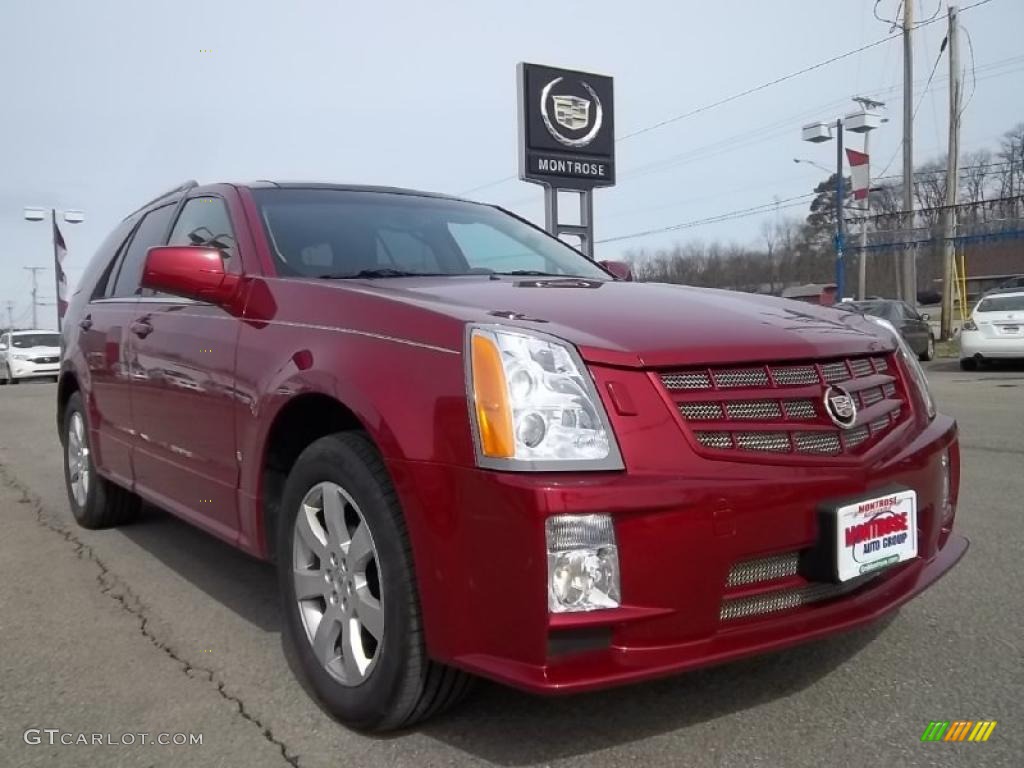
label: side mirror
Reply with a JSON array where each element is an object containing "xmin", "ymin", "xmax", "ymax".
[
  {"xmin": 598, "ymin": 259, "xmax": 634, "ymax": 281},
  {"xmin": 142, "ymin": 246, "xmax": 239, "ymax": 306},
  {"xmin": 920, "ymin": 312, "xmax": 930, "ymax": 321}
]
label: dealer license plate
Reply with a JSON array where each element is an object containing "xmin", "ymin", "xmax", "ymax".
[{"xmin": 835, "ymin": 490, "xmax": 917, "ymax": 582}]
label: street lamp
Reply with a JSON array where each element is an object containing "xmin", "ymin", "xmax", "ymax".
[
  {"xmin": 792, "ymin": 158, "xmax": 833, "ymax": 175},
  {"xmin": 800, "ymin": 98, "xmax": 883, "ymax": 301},
  {"xmin": 22, "ymin": 206, "xmax": 85, "ymax": 331}
]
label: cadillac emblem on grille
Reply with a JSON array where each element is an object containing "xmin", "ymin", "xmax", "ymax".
[{"xmin": 824, "ymin": 385, "xmax": 858, "ymax": 429}]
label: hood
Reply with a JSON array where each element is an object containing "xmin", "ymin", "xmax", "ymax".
[{"xmin": 342, "ymin": 276, "xmax": 894, "ymax": 367}]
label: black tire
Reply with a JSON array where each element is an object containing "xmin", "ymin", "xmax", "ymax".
[
  {"xmin": 276, "ymin": 431, "xmax": 473, "ymax": 731},
  {"xmin": 62, "ymin": 391, "xmax": 140, "ymax": 529},
  {"xmin": 0, "ymin": 363, "xmax": 7, "ymax": 385},
  {"xmin": 920, "ymin": 336, "xmax": 935, "ymax": 362},
  {"xmin": 959, "ymin": 357, "xmax": 977, "ymax": 371}
]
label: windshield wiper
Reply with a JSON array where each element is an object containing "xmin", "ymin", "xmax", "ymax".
[{"xmin": 319, "ymin": 268, "xmax": 445, "ymax": 279}]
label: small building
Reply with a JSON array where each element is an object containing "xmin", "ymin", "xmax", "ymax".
[{"xmin": 781, "ymin": 283, "xmax": 838, "ymax": 306}]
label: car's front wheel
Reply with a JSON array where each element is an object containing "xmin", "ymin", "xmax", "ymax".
[
  {"xmin": 920, "ymin": 335, "xmax": 935, "ymax": 362},
  {"xmin": 276, "ymin": 432, "xmax": 472, "ymax": 731},
  {"xmin": 1, "ymin": 362, "xmax": 17, "ymax": 385},
  {"xmin": 62, "ymin": 392, "xmax": 140, "ymax": 528}
]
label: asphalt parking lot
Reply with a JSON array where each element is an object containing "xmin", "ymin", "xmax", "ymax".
[{"xmin": 1, "ymin": 362, "xmax": 1021, "ymax": 768}]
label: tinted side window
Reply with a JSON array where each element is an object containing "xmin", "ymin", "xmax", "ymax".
[
  {"xmin": 110, "ymin": 205, "xmax": 175, "ymax": 298},
  {"xmin": 89, "ymin": 218, "xmax": 138, "ymax": 300},
  {"xmin": 168, "ymin": 196, "xmax": 237, "ymax": 259}
]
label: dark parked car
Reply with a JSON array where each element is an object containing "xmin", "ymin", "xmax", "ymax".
[
  {"xmin": 838, "ymin": 300, "xmax": 935, "ymax": 361},
  {"xmin": 57, "ymin": 181, "xmax": 966, "ymax": 730}
]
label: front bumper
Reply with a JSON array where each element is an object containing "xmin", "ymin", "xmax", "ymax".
[
  {"xmin": 389, "ymin": 414, "xmax": 964, "ymax": 695},
  {"xmin": 960, "ymin": 330, "xmax": 1024, "ymax": 359},
  {"xmin": 8, "ymin": 360, "xmax": 60, "ymax": 379}
]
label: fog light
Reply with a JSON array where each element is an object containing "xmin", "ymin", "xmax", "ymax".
[
  {"xmin": 939, "ymin": 449, "xmax": 954, "ymax": 527},
  {"xmin": 546, "ymin": 515, "xmax": 620, "ymax": 613}
]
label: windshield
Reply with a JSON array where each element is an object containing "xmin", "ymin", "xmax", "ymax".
[
  {"xmin": 252, "ymin": 188, "xmax": 610, "ymax": 281},
  {"xmin": 977, "ymin": 295, "xmax": 1024, "ymax": 312},
  {"xmin": 848, "ymin": 302, "xmax": 899, "ymax": 323},
  {"xmin": 11, "ymin": 333, "xmax": 61, "ymax": 348}
]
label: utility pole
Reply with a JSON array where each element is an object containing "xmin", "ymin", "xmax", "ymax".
[
  {"xmin": 23, "ymin": 267, "xmax": 45, "ymax": 329},
  {"xmin": 941, "ymin": 6, "xmax": 961, "ymax": 340},
  {"xmin": 901, "ymin": 0, "xmax": 917, "ymax": 307},
  {"xmin": 4, "ymin": 301, "xmax": 13, "ymax": 331},
  {"xmin": 835, "ymin": 118, "xmax": 846, "ymax": 300},
  {"xmin": 852, "ymin": 95, "xmax": 885, "ymax": 301}
]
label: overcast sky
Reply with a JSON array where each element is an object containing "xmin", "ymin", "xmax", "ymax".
[{"xmin": 1, "ymin": 0, "xmax": 1021, "ymax": 329}]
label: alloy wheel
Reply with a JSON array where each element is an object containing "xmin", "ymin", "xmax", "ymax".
[
  {"xmin": 292, "ymin": 481, "xmax": 384, "ymax": 686},
  {"xmin": 67, "ymin": 411, "xmax": 91, "ymax": 507}
]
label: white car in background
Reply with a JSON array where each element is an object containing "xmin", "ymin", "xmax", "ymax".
[
  {"xmin": 959, "ymin": 290, "xmax": 1024, "ymax": 370},
  {"xmin": 0, "ymin": 330, "xmax": 62, "ymax": 384}
]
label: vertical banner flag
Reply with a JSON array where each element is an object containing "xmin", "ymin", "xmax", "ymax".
[
  {"xmin": 846, "ymin": 149, "xmax": 870, "ymax": 200},
  {"xmin": 53, "ymin": 212, "xmax": 68, "ymax": 328}
]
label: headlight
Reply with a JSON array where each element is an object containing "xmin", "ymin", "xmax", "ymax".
[
  {"xmin": 864, "ymin": 315, "xmax": 936, "ymax": 420},
  {"xmin": 12, "ymin": 353, "xmax": 32, "ymax": 361},
  {"xmin": 466, "ymin": 325, "xmax": 623, "ymax": 470},
  {"xmin": 546, "ymin": 515, "xmax": 620, "ymax": 612}
]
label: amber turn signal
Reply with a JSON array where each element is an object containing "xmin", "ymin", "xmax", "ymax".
[{"xmin": 470, "ymin": 331, "xmax": 515, "ymax": 458}]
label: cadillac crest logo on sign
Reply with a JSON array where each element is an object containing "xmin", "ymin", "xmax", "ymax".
[{"xmin": 540, "ymin": 78, "xmax": 603, "ymax": 148}]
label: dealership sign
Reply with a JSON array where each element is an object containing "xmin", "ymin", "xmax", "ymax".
[{"xmin": 517, "ymin": 63, "xmax": 615, "ymax": 190}]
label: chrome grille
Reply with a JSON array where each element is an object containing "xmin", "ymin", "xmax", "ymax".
[
  {"xmin": 662, "ymin": 371, "xmax": 712, "ymax": 390},
  {"xmin": 726, "ymin": 400, "xmax": 782, "ymax": 420},
  {"xmin": 849, "ymin": 358, "xmax": 874, "ymax": 378},
  {"xmin": 658, "ymin": 354, "xmax": 906, "ymax": 461},
  {"xmin": 771, "ymin": 365, "xmax": 818, "ymax": 386},
  {"xmin": 859, "ymin": 387, "xmax": 884, "ymax": 407},
  {"xmin": 714, "ymin": 368, "xmax": 770, "ymax": 388},
  {"xmin": 735, "ymin": 432, "xmax": 790, "ymax": 452},
  {"xmin": 783, "ymin": 400, "xmax": 817, "ymax": 419},
  {"xmin": 842, "ymin": 425, "xmax": 871, "ymax": 449},
  {"xmin": 680, "ymin": 403, "xmax": 724, "ymax": 420},
  {"xmin": 726, "ymin": 552, "xmax": 799, "ymax": 587},
  {"xmin": 721, "ymin": 573, "xmax": 881, "ymax": 621},
  {"xmin": 820, "ymin": 361, "xmax": 849, "ymax": 383},
  {"xmin": 794, "ymin": 431, "xmax": 841, "ymax": 455},
  {"xmin": 695, "ymin": 431, "xmax": 733, "ymax": 449}
]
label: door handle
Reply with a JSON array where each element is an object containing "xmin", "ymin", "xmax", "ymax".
[
  {"xmin": 79, "ymin": 315, "xmax": 93, "ymax": 331},
  {"xmin": 130, "ymin": 319, "xmax": 153, "ymax": 339}
]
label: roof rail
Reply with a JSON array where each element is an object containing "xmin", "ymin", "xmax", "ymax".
[{"xmin": 124, "ymin": 180, "xmax": 199, "ymax": 219}]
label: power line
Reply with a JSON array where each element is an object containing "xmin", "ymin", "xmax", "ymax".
[
  {"xmin": 596, "ymin": 194, "xmax": 816, "ymax": 245},
  {"xmin": 459, "ymin": 0, "xmax": 1005, "ymax": 199},
  {"xmin": 876, "ymin": 33, "xmax": 947, "ymax": 180}
]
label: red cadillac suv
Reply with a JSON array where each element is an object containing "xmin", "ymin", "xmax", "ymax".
[{"xmin": 58, "ymin": 181, "xmax": 967, "ymax": 730}]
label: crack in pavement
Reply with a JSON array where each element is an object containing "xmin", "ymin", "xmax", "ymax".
[{"xmin": 0, "ymin": 463, "xmax": 302, "ymax": 768}]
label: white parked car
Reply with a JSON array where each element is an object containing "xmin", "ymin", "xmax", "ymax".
[
  {"xmin": 0, "ymin": 330, "xmax": 62, "ymax": 384},
  {"xmin": 959, "ymin": 290, "xmax": 1024, "ymax": 370}
]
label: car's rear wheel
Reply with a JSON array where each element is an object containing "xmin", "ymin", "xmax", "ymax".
[
  {"xmin": 276, "ymin": 432, "xmax": 472, "ymax": 731},
  {"xmin": 62, "ymin": 392, "xmax": 140, "ymax": 528},
  {"xmin": 920, "ymin": 335, "xmax": 935, "ymax": 362}
]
